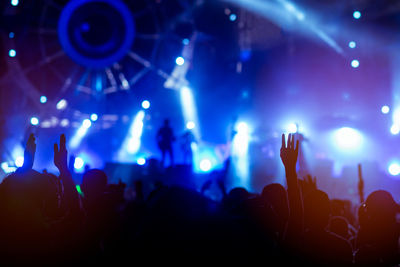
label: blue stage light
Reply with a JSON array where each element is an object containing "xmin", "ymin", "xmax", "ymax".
[
  {"xmin": 30, "ymin": 117, "xmax": 39, "ymax": 126},
  {"xmin": 351, "ymin": 59, "xmax": 359, "ymax": 68},
  {"xmin": 141, "ymin": 100, "xmax": 150, "ymax": 109},
  {"xmin": 90, "ymin": 113, "xmax": 98, "ymax": 121},
  {"xmin": 199, "ymin": 158, "xmax": 212, "ymax": 172},
  {"xmin": 391, "ymin": 124, "xmax": 400, "ymax": 135},
  {"xmin": 9, "ymin": 32, "xmax": 14, "ymax": 38},
  {"xmin": 389, "ymin": 162, "xmax": 400, "ymax": 176},
  {"xmin": 381, "ymin": 105, "xmax": 390, "ymax": 114},
  {"xmin": 15, "ymin": 156, "xmax": 24, "ymax": 167},
  {"xmin": 8, "ymin": 49, "xmax": 16, "ymax": 58},
  {"xmin": 175, "ymin": 56, "xmax": 185, "ymax": 66},
  {"xmin": 137, "ymin": 157, "xmax": 146, "ymax": 165},
  {"xmin": 287, "ymin": 123, "xmax": 298, "ymax": 133},
  {"xmin": 186, "ymin": 121, "xmax": 195, "ymax": 130},
  {"xmin": 334, "ymin": 127, "xmax": 362, "ymax": 149},
  {"xmin": 182, "ymin": 38, "xmax": 189, "ymax": 45},
  {"xmin": 74, "ymin": 157, "xmax": 84, "ymax": 170},
  {"xmin": 229, "ymin": 14, "xmax": 237, "ymax": 21},
  {"xmin": 40, "ymin": 95, "xmax": 47, "ymax": 104},
  {"xmin": 353, "ymin": 11, "xmax": 361, "ymax": 19},
  {"xmin": 348, "ymin": 41, "xmax": 356, "ymax": 49},
  {"xmin": 11, "ymin": 0, "xmax": 19, "ymax": 6},
  {"xmin": 56, "ymin": 99, "xmax": 67, "ymax": 110}
]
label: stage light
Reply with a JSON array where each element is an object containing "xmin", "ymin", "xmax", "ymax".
[
  {"xmin": 175, "ymin": 56, "xmax": 185, "ymax": 66},
  {"xmin": 11, "ymin": 0, "xmax": 18, "ymax": 6},
  {"xmin": 391, "ymin": 125, "xmax": 400, "ymax": 135},
  {"xmin": 141, "ymin": 100, "xmax": 150, "ymax": 109},
  {"xmin": 287, "ymin": 123, "xmax": 298, "ymax": 133},
  {"xmin": 199, "ymin": 159, "xmax": 212, "ymax": 172},
  {"xmin": 353, "ymin": 11, "xmax": 361, "ymax": 19},
  {"xmin": 182, "ymin": 38, "xmax": 189, "ymax": 45},
  {"xmin": 229, "ymin": 14, "xmax": 237, "ymax": 21},
  {"xmin": 60, "ymin": 119, "xmax": 69, "ymax": 127},
  {"xmin": 9, "ymin": 32, "xmax": 14, "ymax": 38},
  {"xmin": 186, "ymin": 121, "xmax": 195, "ymax": 130},
  {"xmin": 82, "ymin": 119, "xmax": 92, "ymax": 128},
  {"xmin": 351, "ymin": 59, "xmax": 359, "ymax": 68},
  {"xmin": 40, "ymin": 95, "xmax": 47, "ymax": 103},
  {"xmin": 348, "ymin": 41, "xmax": 356, "ymax": 49},
  {"xmin": 334, "ymin": 127, "xmax": 362, "ymax": 149},
  {"xmin": 137, "ymin": 157, "xmax": 146, "ymax": 165},
  {"xmin": 15, "ymin": 156, "xmax": 24, "ymax": 167},
  {"xmin": 381, "ymin": 105, "xmax": 390, "ymax": 114},
  {"xmin": 70, "ymin": 119, "xmax": 92, "ymax": 149},
  {"xmin": 30, "ymin": 117, "xmax": 39, "ymax": 126},
  {"xmin": 90, "ymin": 113, "xmax": 98, "ymax": 121},
  {"xmin": 388, "ymin": 162, "xmax": 400, "ymax": 176},
  {"xmin": 125, "ymin": 110, "xmax": 145, "ymax": 154},
  {"xmin": 180, "ymin": 86, "xmax": 200, "ymax": 139},
  {"xmin": 74, "ymin": 157, "xmax": 84, "ymax": 170},
  {"xmin": 8, "ymin": 49, "xmax": 16, "ymax": 58},
  {"xmin": 56, "ymin": 99, "xmax": 67, "ymax": 110}
]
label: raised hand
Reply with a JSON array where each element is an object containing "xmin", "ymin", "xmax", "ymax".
[
  {"xmin": 358, "ymin": 163, "xmax": 364, "ymax": 203},
  {"xmin": 54, "ymin": 134, "xmax": 68, "ymax": 173},
  {"xmin": 280, "ymin": 133, "xmax": 299, "ymax": 172},
  {"xmin": 21, "ymin": 133, "xmax": 36, "ymax": 171},
  {"xmin": 304, "ymin": 174, "xmax": 317, "ymax": 190}
]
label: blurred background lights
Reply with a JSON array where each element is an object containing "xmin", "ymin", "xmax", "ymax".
[
  {"xmin": 137, "ymin": 157, "xmax": 146, "ymax": 165},
  {"xmin": 287, "ymin": 123, "xmax": 298, "ymax": 133},
  {"xmin": 141, "ymin": 100, "xmax": 150, "ymax": 109},
  {"xmin": 40, "ymin": 95, "xmax": 47, "ymax": 103},
  {"xmin": 90, "ymin": 113, "xmax": 98, "ymax": 121},
  {"xmin": 351, "ymin": 59, "xmax": 359, "ymax": 68},
  {"xmin": 334, "ymin": 127, "xmax": 362, "ymax": 149},
  {"xmin": 30, "ymin": 117, "xmax": 39, "ymax": 126},
  {"xmin": 229, "ymin": 13, "xmax": 237, "ymax": 21},
  {"xmin": 56, "ymin": 99, "xmax": 67, "ymax": 110},
  {"xmin": 348, "ymin": 41, "xmax": 356, "ymax": 49},
  {"xmin": 8, "ymin": 49, "xmax": 16, "ymax": 57},
  {"xmin": 175, "ymin": 56, "xmax": 185, "ymax": 66},
  {"xmin": 353, "ymin": 11, "xmax": 361, "ymax": 19},
  {"xmin": 82, "ymin": 119, "xmax": 92, "ymax": 128},
  {"xmin": 199, "ymin": 158, "xmax": 212, "ymax": 172},
  {"xmin": 74, "ymin": 157, "xmax": 84, "ymax": 170},
  {"xmin": 391, "ymin": 124, "xmax": 400, "ymax": 135},
  {"xmin": 15, "ymin": 156, "xmax": 24, "ymax": 167},
  {"xmin": 388, "ymin": 162, "xmax": 400, "ymax": 176},
  {"xmin": 186, "ymin": 121, "xmax": 195, "ymax": 130},
  {"xmin": 11, "ymin": 0, "xmax": 19, "ymax": 7},
  {"xmin": 381, "ymin": 105, "xmax": 390, "ymax": 114}
]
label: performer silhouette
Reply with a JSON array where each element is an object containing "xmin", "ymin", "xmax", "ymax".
[
  {"xmin": 157, "ymin": 119, "xmax": 175, "ymax": 167},
  {"xmin": 180, "ymin": 129, "xmax": 196, "ymax": 165}
]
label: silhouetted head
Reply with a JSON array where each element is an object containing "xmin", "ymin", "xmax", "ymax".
[
  {"xmin": 329, "ymin": 216, "xmax": 349, "ymax": 239},
  {"xmin": 164, "ymin": 119, "xmax": 170, "ymax": 126},
  {"xmin": 261, "ymin": 183, "xmax": 289, "ymax": 222},
  {"xmin": 304, "ymin": 190, "xmax": 331, "ymax": 231},
  {"xmin": 82, "ymin": 169, "xmax": 108, "ymax": 200},
  {"xmin": 363, "ymin": 190, "xmax": 399, "ymax": 226}
]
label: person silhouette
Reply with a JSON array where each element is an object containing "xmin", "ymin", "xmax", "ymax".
[
  {"xmin": 180, "ymin": 129, "xmax": 196, "ymax": 165},
  {"xmin": 157, "ymin": 119, "xmax": 175, "ymax": 168}
]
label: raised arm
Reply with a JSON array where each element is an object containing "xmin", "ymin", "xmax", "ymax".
[
  {"xmin": 17, "ymin": 133, "xmax": 36, "ymax": 173},
  {"xmin": 357, "ymin": 163, "xmax": 364, "ymax": 204},
  {"xmin": 280, "ymin": 133, "xmax": 303, "ymax": 240}
]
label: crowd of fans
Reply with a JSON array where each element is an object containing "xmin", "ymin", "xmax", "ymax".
[{"xmin": 0, "ymin": 132, "xmax": 399, "ymax": 265}]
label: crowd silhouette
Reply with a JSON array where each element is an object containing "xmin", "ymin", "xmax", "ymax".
[{"xmin": 0, "ymin": 132, "xmax": 399, "ymax": 265}]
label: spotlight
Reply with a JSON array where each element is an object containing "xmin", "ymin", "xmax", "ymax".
[
  {"xmin": 391, "ymin": 125, "xmax": 400, "ymax": 135},
  {"xmin": 30, "ymin": 117, "xmax": 39, "ymax": 126},
  {"xmin": 229, "ymin": 14, "xmax": 237, "ymax": 21},
  {"xmin": 15, "ymin": 156, "xmax": 24, "ymax": 167},
  {"xmin": 175, "ymin": 56, "xmax": 185, "ymax": 66},
  {"xmin": 56, "ymin": 99, "xmax": 67, "ymax": 110},
  {"xmin": 82, "ymin": 119, "xmax": 92, "ymax": 128},
  {"xmin": 90, "ymin": 113, "xmax": 98, "ymax": 121},
  {"xmin": 287, "ymin": 123, "xmax": 298, "ymax": 133},
  {"xmin": 334, "ymin": 127, "xmax": 362, "ymax": 149},
  {"xmin": 8, "ymin": 49, "xmax": 16, "ymax": 58},
  {"xmin": 125, "ymin": 110, "xmax": 145, "ymax": 154},
  {"xmin": 74, "ymin": 157, "xmax": 84, "ymax": 170},
  {"xmin": 353, "ymin": 11, "xmax": 361, "ymax": 19},
  {"xmin": 182, "ymin": 38, "xmax": 189, "ymax": 45},
  {"xmin": 60, "ymin": 119, "xmax": 69, "ymax": 127},
  {"xmin": 388, "ymin": 162, "xmax": 400, "ymax": 176},
  {"xmin": 137, "ymin": 157, "xmax": 146, "ymax": 165},
  {"xmin": 351, "ymin": 59, "xmax": 359, "ymax": 68},
  {"xmin": 199, "ymin": 159, "xmax": 212, "ymax": 172},
  {"xmin": 141, "ymin": 100, "xmax": 150, "ymax": 110},
  {"xmin": 40, "ymin": 95, "xmax": 47, "ymax": 104},
  {"xmin": 11, "ymin": 0, "xmax": 18, "ymax": 7},
  {"xmin": 9, "ymin": 32, "xmax": 14, "ymax": 38},
  {"xmin": 381, "ymin": 105, "xmax": 390, "ymax": 114},
  {"xmin": 186, "ymin": 121, "xmax": 195, "ymax": 130},
  {"xmin": 348, "ymin": 41, "xmax": 356, "ymax": 49}
]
